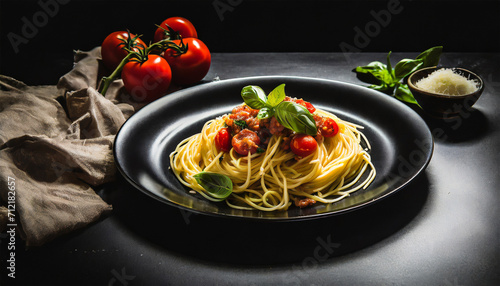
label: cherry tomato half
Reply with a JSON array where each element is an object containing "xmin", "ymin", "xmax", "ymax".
[
  {"xmin": 121, "ymin": 55, "xmax": 172, "ymax": 102},
  {"xmin": 215, "ymin": 128, "xmax": 231, "ymax": 152},
  {"xmin": 163, "ymin": 38, "xmax": 211, "ymax": 86},
  {"xmin": 295, "ymin": 99, "xmax": 316, "ymax": 114},
  {"xmin": 319, "ymin": 118, "xmax": 339, "ymax": 137},
  {"xmin": 232, "ymin": 129, "xmax": 260, "ymax": 155},
  {"xmin": 101, "ymin": 31, "xmax": 146, "ymax": 71},
  {"xmin": 154, "ymin": 17, "xmax": 198, "ymax": 42},
  {"xmin": 290, "ymin": 134, "xmax": 318, "ymax": 158}
]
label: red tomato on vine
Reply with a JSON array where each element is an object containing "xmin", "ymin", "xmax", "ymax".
[
  {"xmin": 154, "ymin": 17, "xmax": 198, "ymax": 42},
  {"xmin": 121, "ymin": 54, "xmax": 172, "ymax": 102},
  {"xmin": 101, "ymin": 31, "xmax": 146, "ymax": 71},
  {"xmin": 163, "ymin": 38, "xmax": 211, "ymax": 86}
]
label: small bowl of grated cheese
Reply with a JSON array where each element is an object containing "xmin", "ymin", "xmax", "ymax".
[{"xmin": 408, "ymin": 67, "xmax": 484, "ymax": 118}]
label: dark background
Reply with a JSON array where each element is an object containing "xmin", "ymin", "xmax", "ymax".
[{"xmin": 1, "ymin": 0, "xmax": 499, "ymax": 85}]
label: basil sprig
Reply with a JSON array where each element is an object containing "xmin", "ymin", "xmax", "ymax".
[
  {"xmin": 193, "ymin": 172, "xmax": 233, "ymax": 200},
  {"xmin": 240, "ymin": 84, "xmax": 317, "ymax": 136},
  {"xmin": 353, "ymin": 46, "xmax": 442, "ymax": 105}
]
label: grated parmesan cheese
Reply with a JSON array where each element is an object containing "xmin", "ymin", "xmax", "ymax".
[{"xmin": 415, "ymin": 68, "xmax": 479, "ymax": 96}]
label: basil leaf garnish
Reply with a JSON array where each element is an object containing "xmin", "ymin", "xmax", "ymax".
[
  {"xmin": 240, "ymin": 84, "xmax": 317, "ymax": 135},
  {"xmin": 241, "ymin": 85, "xmax": 268, "ymax": 109},
  {"xmin": 193, "ymin": 172, "xmax": 233, "ymax": 199},
  {"xmin": 274, "ymin": 101, "xmax": 317, "ymax": 136},
  {"xmin": 266, "ymin": 83, "xmax": 286, "ymax": 107},
  {"xmin": 257, "ymin": 107, "xmax": 272, "ymax": 120}
]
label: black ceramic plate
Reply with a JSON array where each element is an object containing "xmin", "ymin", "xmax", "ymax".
[{"xmin": 114, "ymin": 76, "xmax": 433, "ymax": 220}]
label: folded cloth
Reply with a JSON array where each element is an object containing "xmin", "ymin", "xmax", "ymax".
[{"xmin": 0, "ymin": 47, "xmax": 137, "ymax": 246}]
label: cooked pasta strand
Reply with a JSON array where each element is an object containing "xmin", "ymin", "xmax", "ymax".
[{"xmin": 169, "ymin": 108, "xmax": 375, "ymax": 211}]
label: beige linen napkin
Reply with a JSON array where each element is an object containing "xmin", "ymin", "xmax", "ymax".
[{"xmin": 0, "ymin": 47, "xmax": 139, "ymax": 246}]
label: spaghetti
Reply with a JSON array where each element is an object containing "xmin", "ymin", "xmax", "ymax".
[{"xmin": 169, "ymin": 85, "xmax": 375, "ymax": 211}]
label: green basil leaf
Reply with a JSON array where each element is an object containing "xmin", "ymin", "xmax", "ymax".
[
  {"xmin": 234, "ymin": 120, "xmax": 248, "ymax": 129},
  {"xmin": 368, "ymin": 83, "xmax": 392, "ymax": 93},
  {"xmin": 370, "ymin": 68, "xmax": 394, "ymax": 85},
  {"xmin": 266, "ymin": 83, "xmax": 286, "ymax": 107},
  {"xmin": 354, "ymin": 61, "xmax": 387, "ymax": 73},
  {"xmin": 241, "ymin": 85, "xmax": 268, "ymax": 109},
  {"xmin": 193, "ymin": 172, "xmax": 233, "ymax": 199},
  {"xmin": 274, "ymin": 101, "xmax": 317, "ymax": 136},
  {"xmin": 386, "ymin": 51, "xmax": 393, "ymax": 79},
  {"xmin": 354, "ymin": 61, "xmax": 392, "ymax": 85},
  {"xmin": 257, "ymin": 107, "xmax": 272, "ymax": 120},
  {"xmin": 354, "ymin": 71, "xmax": 386, "ymax": 86},
  {"xmin": 416, "ymin": 46, "xmax": 443, "ymax": 68},
  {"xmin": 394, "ymin": 59, "xmax": 424, "ymax": 80},
  {"xmin": 394, "ymin": 84, "xmax": 418, "ymax": 105}
]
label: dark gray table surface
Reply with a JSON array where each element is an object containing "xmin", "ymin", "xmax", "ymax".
[{"xmin": 5, "ymin": 52, "xmax": 500, "ymax": 286}]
